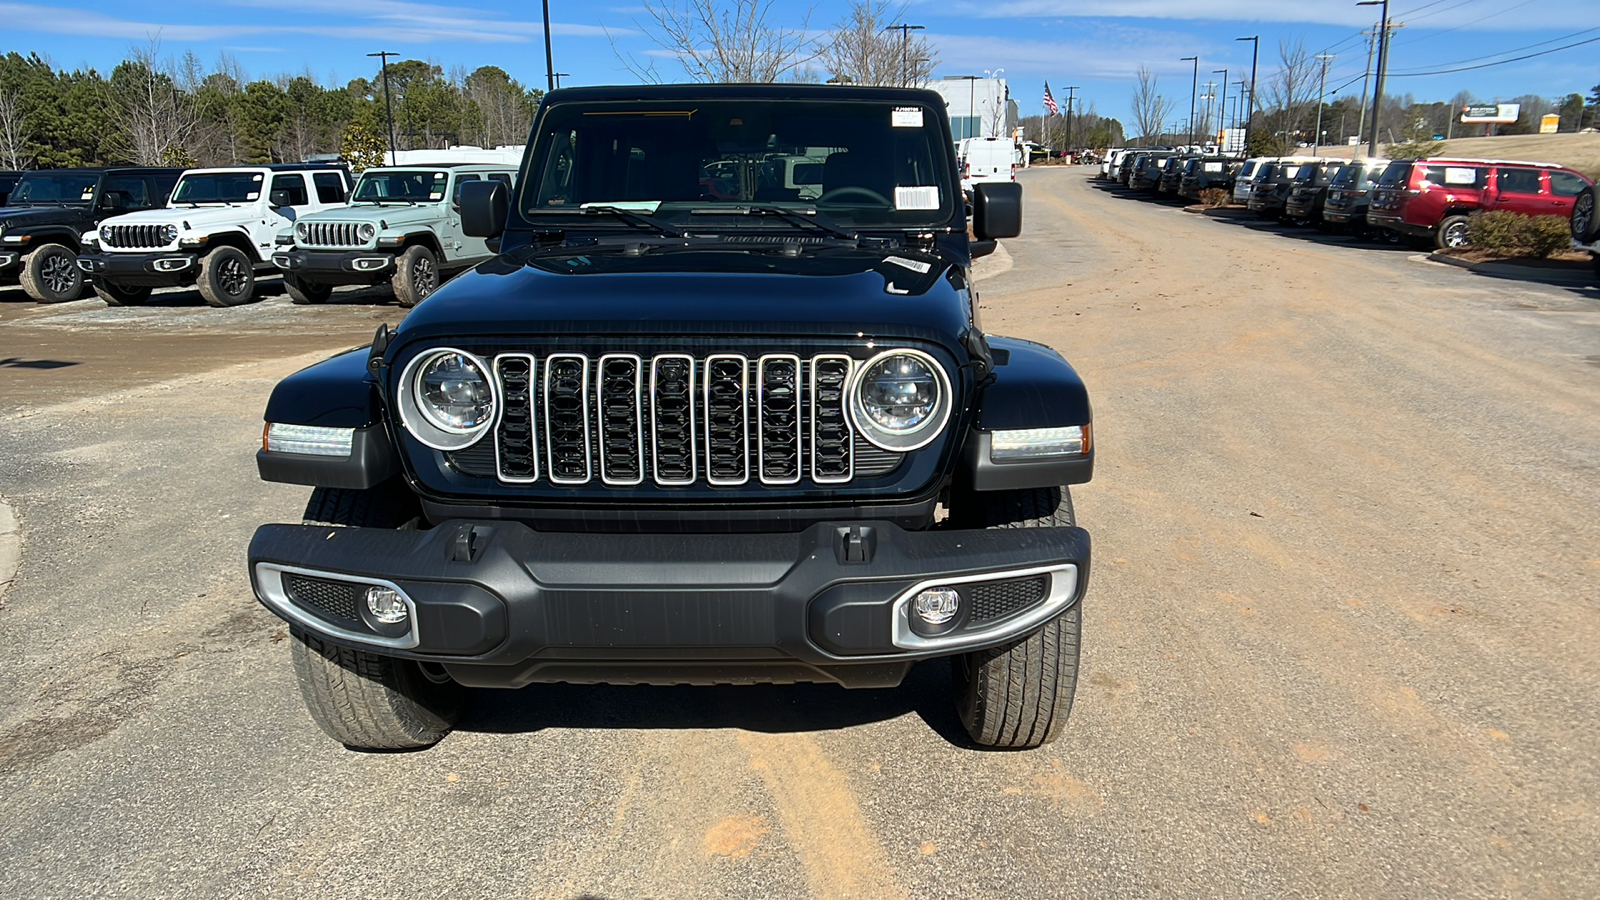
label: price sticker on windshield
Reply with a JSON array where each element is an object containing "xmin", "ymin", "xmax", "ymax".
[
  {"xmin": 895, "ymin": 185, "xmax": 940, "ymax": 210},
  {"xmin": 891, "ymin": 107, "xmax": 923, "ymax": 128},
  {"xmin": 81, "ymin": 187, "xmax": 95, "ymax": 200}
]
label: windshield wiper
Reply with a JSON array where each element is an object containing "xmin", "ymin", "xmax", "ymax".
[
  {"xmin": 688, "ymin": 205, "xmax": 857, "ymax": 242},
  {"xmin": 558, "ymin": 205, "xmax": 686, "ymax": 238}
]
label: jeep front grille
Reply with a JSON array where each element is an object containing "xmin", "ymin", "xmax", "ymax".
[
  {"xmin": 301, "ymin": 222, "xmax": 367, "ymax": 248},
  {"xmin": 100, "ymin": 224, "xmax": 169, "ymax": 249},
  {"xmin": 483, "ymin": 352, "xmax": 889, "ymax": 487}
]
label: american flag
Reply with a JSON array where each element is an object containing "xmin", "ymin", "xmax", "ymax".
[{"xmin": 1043, "ymin": 82, "xmax": 1059, "ymax": 116}]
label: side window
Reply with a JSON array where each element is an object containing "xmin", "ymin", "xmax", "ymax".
[
  {"xmin": 1548, "ymin": 171, "xmax": 1588, "ymax": 197},
  {"xmin": 452, "ymin": 173, "xmax": 481, "ymax": 205},
  {"xmin": 489, "ymin": 172, "xmax": 513, "ymax": 187},
  {"xmin": 1425, "ymin": 165, "xmax": 1484, "ymax": 189},
  {"xmin": 270, "ymin": 174, "xmax": 310, "ymax": 206},
  {"xmin": 1497, "ymin": 168, "xmax": 1541, "ymax": 195},
  {"xmin": 313, "ymin": 171, "xmax": 346, "ymax": 204},
  {"xmin": 100, "ymin": 176, "xmax": 150, "ymax": 210},
  {"xmin": 535, "ymin": 129, "xmax": 578, "ymax": 207}
]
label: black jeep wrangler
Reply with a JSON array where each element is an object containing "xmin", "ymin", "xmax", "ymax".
[
  {"xmin": 248, "ymin": 84, "xmax": 1094, "ymax": 751},
  {"xmin": 0, "ymin": 167, "xmax": 182, "ymax": 302}
]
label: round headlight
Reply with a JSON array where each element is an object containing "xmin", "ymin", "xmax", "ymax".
[
  {"xmin": 161, "ymin": 224, "xmax": 178, "ymax": 243},
  {"xmin": 849, "ymin": 349, "xmax": 951, "ymax": 452},
  {"xmin": 358, "ymin": 223, "xmax": 376, "ymax": 241},
  {"xmin": 295, "ymin": 221, "xmax": 309, "ymax": 239},
  {"xmin": 396, "ymin": 348, "xmax": 497, "ymax": 451}
]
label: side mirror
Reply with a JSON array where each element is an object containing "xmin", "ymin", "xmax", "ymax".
[
  {"xmin": 972, "ymin": 182, "xmax": 1022, "ymax": 240},
  {"xmin": 269, "ymin": 189, "xmax": 293, "ymax": 208},
  {"xmin": 100, "ymin": 191, "xmax": 127, "ymax": 211},
  {"xmin": 461, "ymin": 180, "xmax": 508, "ymax": 239}
]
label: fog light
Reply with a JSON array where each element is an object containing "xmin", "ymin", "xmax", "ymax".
[
  {"xmin": 912, "ymin": 587, "xmax": 960, "ymax": 626},
  {"xmin": 365, "ymin": 586, "xmax": 408, "ymax": 624}
]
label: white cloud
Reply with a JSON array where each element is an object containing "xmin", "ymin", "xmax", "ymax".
[{"xmin": 945, "ymin": 0, "xmax": 1600, "ymax": 30}]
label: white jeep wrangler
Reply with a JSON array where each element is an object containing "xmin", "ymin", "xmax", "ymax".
[
  {"xmin": 77, "ymin": 165, "xmax": 351, "ymax": 307},
  {"xmin": 272, "ymin": 164, "xmax": 515, "ymax": 307}
]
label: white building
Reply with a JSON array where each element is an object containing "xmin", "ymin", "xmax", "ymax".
[{"xmin": 924, "ymin": 77, "xmax": 1019, "ymax": 142}]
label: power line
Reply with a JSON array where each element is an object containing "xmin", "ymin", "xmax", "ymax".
[
  {"xmin": 1394, "ymin": 0, "xmax": 1536, "ymax": 46},
  {"xmin": 1387, "ymin": 32, "xmax": 1600, "ymax": 76},
  {"xmin": 1396, "ymin": 0, "xmax": 1482, "ymax": 25},
  {"xmin": 1387, "ymin": 25, "xmax": 1600, "ymax": 72}
]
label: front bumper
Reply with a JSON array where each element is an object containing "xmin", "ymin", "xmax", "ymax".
[
  {"xmin": 249, "ymin": 519, "xmax": 1091, "ymax": 689},
  {"xmin": 77, "ymin": 250, "xmax": 199, "ymax": 286},
  {"xmin": 272, "ymin": 247, "xmax": 394, "ymax": 284},
  {"xmin": 0, "ymin": 250, "xmax": 17, "ymax": 272}
]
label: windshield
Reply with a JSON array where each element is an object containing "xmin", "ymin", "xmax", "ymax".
[
  {"xmin": 520, "ymin": 98, "xmax": 955, "ymax": 228},
  {"xmin": 11, "ymin": 172, "xmax": 99, "ymax": 204},
  {"xmin": 171, "ymin": 171, "xmax": 264, "ymax": 205},
  {"xmin": 353, "ymin": 170, "xmax": 448, "ymax": 203}
]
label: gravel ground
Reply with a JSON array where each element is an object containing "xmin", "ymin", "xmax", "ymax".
[{"xmin": 0, "ymin": 168, "xmax": 1596, "ymax": 899}]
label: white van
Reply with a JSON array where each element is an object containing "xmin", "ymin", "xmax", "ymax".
[
  {"xmin": 958, "ymin": 137, "xmax": 1016, "ymax": 198},
  {"xmin": 1232, "ymin": 158, "xmax": 1266, "ymax": 205}
]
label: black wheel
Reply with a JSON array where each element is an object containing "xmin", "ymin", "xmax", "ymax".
[
  {"xmin": 197, "ymin": 245, "xmax": 257, "ymax": 307},
  {"xmin": 947, "ymin": 486, "xmax": 1081, "ymax": 749},
  {"xmin": 288, "ymin": 483, "xmax": 466, "ymax": 750},
  {"xmin": 19, "ymin": 242, "xmax": 84, "ymax": 303},
  {"xmin": 92, "ymin": 280, "xmax": 152, "ymax": 307},
  {"xmin": 1571, "ymin": 186, "xmax": 1597, "ymax": 243},
  {"xmin": 1436, "ymin": 214, "xmax": 1471, "ymax": 250},
  {"xmin": 283, "ymin": 273, "xmax": 334, "ymax": 305},
  {"xmin": 390, "ymin": 244, "xmax": 439, "ymax": 308}
]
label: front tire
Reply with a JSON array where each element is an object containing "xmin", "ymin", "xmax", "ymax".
[
  {"xmin": 283, "ymin": 273, "xmax": 334, "ymax": 305},
  {"xmin": 93, "ymin": 280, "xmax": 152, "ymax": 307},
  {"xmin": 390, "ymin": 244, "xmax": 439, "ymax": 308},
  {"xmin": 197, "ymin": 245, "xmax": 257, "ymax": 307},
  {"xmin": 947, "ymin": 486, "xmax": 1082, "ymax": 749},
  {"xmin": 288, "ymin": 484, "xmax": 465, "ymax": 750},
  {"xmin": 19, "ymin": 242, "xmax": 84, "ymax": 303}
]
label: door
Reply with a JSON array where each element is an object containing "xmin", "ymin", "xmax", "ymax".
[
  {"xmin": 1488, "ymin": 167, "xmax": 1544, "ymax": 216},
  {"xmin": 444, "ymin": 173, "xmax": 482, "ymax": 262},
  {"xmin": 263, "ymin": 173, "xmax": 313, "ymax": 259},
  {"xmin": 1545, "ymin": 171, "xmax": 1589, "ymax": 216}
]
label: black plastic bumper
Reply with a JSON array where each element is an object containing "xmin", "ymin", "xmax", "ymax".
[
  {"xmin": 272, "ymin": 247, "xmax": 394, "ymax": 284},
  {"xmin": 0, "ymin": 250, "xmax": 17, "ymax": 271},
  {"xmin": 77, "ymin": 250, "xmax": 198, "ymax": 286},
  {"xmin": 249, "ymin": 519, "xmax": 1090, "ymax": 688}
]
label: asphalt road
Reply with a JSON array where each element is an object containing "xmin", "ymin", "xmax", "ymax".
[{"xmin": 1, "ymin": 169, "xmax": 1597, "ymax": 899}]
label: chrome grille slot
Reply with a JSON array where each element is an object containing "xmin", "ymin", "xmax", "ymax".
[
  {"xmin": 544, "ymin": 354, "xmax": 592, "ymax": 484},
  {"xmin": 493, "ymin": 354, "xmax": 538, "ymax": 482},
  {"xmin": 305, "ymin": 222, "xmax": 364, "ymax": 247},
  {"xmin": 810, "ymin": 354, "xmax": 854, "ymax": 484},
  {"xmin": 651, "ymin": 354, "xmax": 697, "ymax": 485},
  {"xmin": 757, "ymin": 354, "xmax": 802, "ymax": 485},
  {"xmin": 598, "ymin": 354, "xmax": 644, "ymax": 485},
  {"xmin": 703, "ymin": 354, "xmax": 749, "ymax": 486}
]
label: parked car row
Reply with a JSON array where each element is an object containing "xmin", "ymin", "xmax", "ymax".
[
  {"xmin": 1094, "ymin": 148, "xmax": 1596, "ymax": 253},
  {"xmin": 1, "ymin": 161, "xmax": 517, "ymax": 307}
]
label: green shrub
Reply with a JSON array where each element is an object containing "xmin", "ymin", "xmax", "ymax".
[{"xmin": 1466, "ymin": 211, "xmax": 1574, "ymax": 258}]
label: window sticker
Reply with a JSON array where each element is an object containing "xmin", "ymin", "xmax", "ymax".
[
  {"xmin": 891, "ymin": 107, "xmax": 924, "ymax": 128},
  {"xmin": 429, "ymin": 192, "xmax": 445, "ymax": 201},
  {"xmin": 884, "ymin": 256, "xmax": 933, "ymax": 273},
  {"xmin": 1444, "ymin": 167, "xmax": 1477, "ymax": 185},
  {"xmin": 247, "ymin": 192, "xmax": 260, "ymax": 200},
  {"xmin": 1203, "ymin": 162, "xmax": 1222, "ymax": 172},
  {"xmin": 252, "ymin": 174, "xmax": 263, "ymax": 181},
  {"xmin": 894, "ymin": 185, "xmax": 939, "ymax": 210},
  {"xmin": 81, "ymin": 187, "xmax": 96, "ymax": 200}
]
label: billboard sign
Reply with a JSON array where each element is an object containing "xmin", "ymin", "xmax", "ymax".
[{"xmin": 1460, "ymin": 103, "xmax": 1520, "ymax": 124}]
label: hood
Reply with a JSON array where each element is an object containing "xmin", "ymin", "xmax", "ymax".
[
  {"xmin": 298, "ymin": 203, "xmax": 434, "ymax": 228},
  {"xmin": 394, "ymin": 245, "xmax": 973, "ymax": 348},
  {"xmin": 102, "ymin": 205, "xmax": 257, "ymax": 231},
  {"xmin": 0, "ymin": 205, "xmax": 85, "ymax": 229}
]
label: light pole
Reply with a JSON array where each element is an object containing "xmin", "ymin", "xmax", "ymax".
[
  {"xmin": 1180, "ymin": 56, "xmax": 1198, "ymax": 145},
  {"xmin": 366, "ymin": 51, "xmax": 399, "ymax": 165},
  {"xmin": 983, "ymin": 68, "xmax": 1005, "ymax": 139},
  {"xmin": 1236, "ymin": 35, "xmax": 1259, "ymax": 150},
  {"xmin": 542, "ymin": 0, "xmax": 555, "ymax": 91},
  {"xmin": 1213, "ymin": 68, "xmax": 1229, "ymax": 135},
  {"xmin": 1358, "ymin": 0, "xmax": 1392, "ymax": 158},
  {"xmin": 1313, "ymin": 53, "xmax": 1334, "ymax": 153},
  {"xmin": 883, "ymin": 23, "xmax": 925, "ymax": 87},
  {"xmin": 956, "ymin": 75, "xmax": 980, "ymax": 141}
]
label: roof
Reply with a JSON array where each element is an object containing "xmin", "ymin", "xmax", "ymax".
[
  {"xmin": 13, "ymin": 167, "xmax": 186, "ymax": 176},
  {"xmin": 1411, "ymin": 156, "xmax": 1569, "ymax": 169},
  {"xmin": 364, "ymin": 163, "xmax": 516, "ymax": 172},
  {"xmin": 541, "ymin": 82, "xmax": 947, "ymax": 107}
]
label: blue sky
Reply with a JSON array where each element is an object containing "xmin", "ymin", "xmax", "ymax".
[{"xmin": 5, "ymin": 0, "xmax": 1598, "ymax": 136}]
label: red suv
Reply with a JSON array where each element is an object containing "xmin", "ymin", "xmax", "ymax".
[{"xmin": 1367, "ymin": 158, "xmax": 1594, "ymax": 249}]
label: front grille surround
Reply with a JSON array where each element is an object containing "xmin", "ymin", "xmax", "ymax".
[
  {"xmin": 298, "ymin": 220, "xmax": 375, "ymax": 249},
  {"xmin": 101, "ymin": 223, "xmax": 173, "ymax": 250}
]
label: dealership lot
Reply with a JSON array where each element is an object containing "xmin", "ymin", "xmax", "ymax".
[{"xmin": 1, "ymin": 167, "xmax": 1597, "ymax": 898}]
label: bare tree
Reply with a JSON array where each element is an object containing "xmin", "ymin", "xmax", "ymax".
[
  {"xmin": 622, "ymin": 0, "xmax": 819, "ymax": 83},
  {"xmin": 1131, "ymin": 65, "xmax": 1175, "ymax": 143},
  {"xmin": 1263, "ymin": 39, "xmax": 1317, "ymax": 152},
  {"xmin": 116, "ymin": 40, "xmax": 202, "ymax": 164},
  {"xmin": 820, "ymin": 1, "xmax": 936, "ymax": 87},
  {"xmin": 0, "ymin": 80, "xmax": 25, "ymax": 169}
]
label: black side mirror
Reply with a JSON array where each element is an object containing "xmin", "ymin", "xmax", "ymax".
[
  {"xmin": 972, "ymin": 182, "xmax": 1022, "ymax": 240},
  {"xmin": 461, "ymin": 180, "xmax": 509, "ymax": 239},
  {"xmin": 100, "ymin": 191, "xmax": 127, "ymax": 211},
  {"xmin": 269, "ymin": 189, "xmax": 293, "ymax": 208}
]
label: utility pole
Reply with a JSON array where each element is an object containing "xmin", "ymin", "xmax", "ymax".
[
  {"xmin": 366, "ymin": 51, "xmax": 399, "ymax": 166},
  {"xmin": 1200, "ymin": 82, "xmax": 1216, "ymax": 141},
  {"xmin": 1313, "ymin": 53, "xmax": 1335, "ymax": 153},
  {"xmin": 1236, "ymin": 36, "xmax": 1259, "ymax": 150},
  {"xmin": 542, "ymin": 0, "xmax": 555, "ymax": 91},
  {"xmin": 1213, "ymin": 67, "xmax": 1229, "ymax": 134},
  {"xmin": 884, "ymin": 23, "xmax": 925, "ymax": 87},
  {"xmin": 1356, "ymin": 28, "xmax": 1376, "ymax": 147},
  {"xmin": 1181, "ymin": 56, "xmax": 1199, "ymax": 145},
  {"xmin": 552, "ymin": 73, "xmax": 570, "ymax": 89},
  {"xmin": 1233, "ymin": 80, "xmax": 1246, "ymax": 139},
  {"xmin": 1358, "ymin": 0, "xmax": 1395, "ymax": 158},
  {"xmin": 1065, "ymin": 85, "xmax": 1079, "ymax": 154}
]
